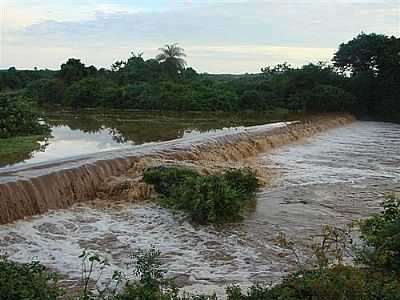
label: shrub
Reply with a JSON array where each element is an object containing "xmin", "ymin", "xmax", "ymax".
[
  {"xmin": 116, "ymin": 247, "xmax": 181, "ymax": 300},
  {"xmin": 143, "ymin": 166, "xmax": 200, "ymax": 197},
  {"xmin": 226, "ymin": 212, "xmax": 400, "ymax": 300},
  {"xmin": 25, "ymin": 78, "xmax": 65, "ymax": 105},
  {"xmin": 0, "ymin": 93, "xmax": 50, "ymax": 138},
  {"xmin": 356, "ymin": 195, "xmax": 400, "ymax": 274},
  {"xmin": 226, "ymin": 267, "xmax": 400, "ymax": 300},
  {"xmin": 143, "ymin": 167, "xmax": 259, "ymax": 224},
  {"xmin": 64, "ymin": 77, "xmax": 119, "ymax": 108},
  {"xmin": 76, "ymin": 247, "xmax": 216, "ymax": 300},
  {"xmin": 0, "ymin": 256, "xmax": 64, "ymax": 300},
  {"xmin": 223, "ymin": 168, "xmax": 260, "ymax": 196}
]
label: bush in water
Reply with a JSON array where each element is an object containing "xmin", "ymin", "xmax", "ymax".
[{"xmin": 143, "ymin": 167, "xmax": 259, "ymax": 224}]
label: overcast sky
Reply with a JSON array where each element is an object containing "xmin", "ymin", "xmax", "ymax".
[{"xmin": 1, "ymin": 0, "xmax": 399, "ymax": 73}]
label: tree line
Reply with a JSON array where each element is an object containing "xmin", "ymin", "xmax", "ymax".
[{"xmin": 1, "ymin": 33, "xmax": 399, "ymax": 121}]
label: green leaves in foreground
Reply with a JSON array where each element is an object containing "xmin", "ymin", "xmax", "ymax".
[
  {"xmin": 0, "ymin": 196, "xmax": 399, "ymax": 299},
  {"xmin": 356, "ymin": 195, "xmax": 400, "ymax": 273},
  {"xmin": 143, "ymin": 167, "xmax": 259, "ymax": 224},
  {"xmin": 0, "ymin": 256, "xmax": 63, "ymax": 300}
]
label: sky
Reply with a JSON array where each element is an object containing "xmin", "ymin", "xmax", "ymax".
[{"xmin": 1, "ymin": 0, "xmax": 399, "ymax": 73}]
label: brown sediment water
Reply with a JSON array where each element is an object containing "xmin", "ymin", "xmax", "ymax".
[
  {"xmin": 0, "ymin": 118, "xmax": 399, "ymax": 297},
  {"xmin": 0, "ymin": 114, "xmax": 354, "ymax": 224}
]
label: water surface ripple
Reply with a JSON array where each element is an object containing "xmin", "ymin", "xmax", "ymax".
[{"xmin": 0, "ymin": 121, "xmax": 399, "ymax": 296}]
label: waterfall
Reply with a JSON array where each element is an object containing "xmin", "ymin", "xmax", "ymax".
[{"xmin": 0, "ymin": 114, "xmax": 355, "ymax": 224}]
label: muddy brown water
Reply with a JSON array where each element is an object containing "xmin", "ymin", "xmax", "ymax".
[{"xmin": 0, "ymin": 120, "xmax": 399, "ymax": 297}]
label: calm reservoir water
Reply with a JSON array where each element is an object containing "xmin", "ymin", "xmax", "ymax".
[
  {"xmin": 1, "ymin": 110, "xmax": 293, "ymax": 168},
  {"xmin": 0, "ymin": 121, "xmax": 399, "ymax": 296}
]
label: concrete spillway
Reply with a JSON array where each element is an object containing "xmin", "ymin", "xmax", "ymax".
[{"xmin": 0, "ymin": 114, "xmax": 354, "ymax": 224}]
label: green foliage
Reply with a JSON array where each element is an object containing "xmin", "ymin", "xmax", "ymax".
[
  {"xmin": 1, "ymin": 195, "xmax": 399, "ymax": 300},
  {"xmin": 156, "ymin": 43, "xmax": 187, "ymax": 78},
  {"xmin": 116, "ymin": 247, "xmax": 181, "ymax": 300},
  {"xmin": 334, "ymin": 33, "xmax": 400, "ymax": 120},
  {"xmin": 60, "ymin": 58, "xmax": 89, "ymax": 83},
  {"xmin": 143, "ymin": 166, "xmax": 200, "ymax": 196},
  {"xmin": 296, "ymin": 84, "xmax": 356, "ymax": 112},
  {"xmin": 334, "ymin": 33, "xmax": 393, "ymax": 76},
  {"xmin": 143, "ymin": 167, "xmax": 259, "ymax": 224},
  {"xmin": 64, "ymin": 77, "xmax": 120, "ymax": 107},
  {"xmin": 0, "ymin": 256, "xmax": 64, "ymax": 300},
  {"xmin": 0, "ymin": 93, "xmax": 50, "ymax": 138},
  {"xmin": 75, "ymin": 247, "xmax": 216, "ymax": 300},
  {"xmin": 222, "ymin": 168, "xmax": 260, "ymax": 196},
  {"xmin": 357, "ymin": 195, "xmax": 400, "ymax": 274},
  {"xmin": 0, "ymin": 68, "xmax": 56, "ymax": 92},
  {"xmin": 226, "ymin": 209, "xmax": 400, "ymax": 299},
  {"xmin": 26, "ymin": 78, "xmax": 65, "ymax": 105},
  {"xmin": 2, "ymin": 35, "xmax": 399, "ymax": 121},
  {"xmin": 226, "ymin": 267, "xmax": 400, "ymax": 300}
]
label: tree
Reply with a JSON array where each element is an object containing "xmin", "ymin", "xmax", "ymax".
[
  {"xmin": 156, "ymin": 43, "xmax": 187, "ymax": 77},
  {"xmin": 333, "ymin": 33, "xmax": 400, "ymax": 119},
  {"xmin": 0, "ymin": 93, "xmax": 50, "ymax": 138},
  {"xmin": 333, "ymin": 33, "xmax": 397, "ymax": 77},
  {"xmin": 59, "ymin": 58, "xmax": 87, "ymax": 83},
  {"xmin": 261, "ymin": 62, "xmax": 291, "ymax": 76}
]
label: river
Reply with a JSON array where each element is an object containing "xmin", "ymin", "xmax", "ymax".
[
  {"xmin": 0, "ymin": 110, "xmax": 294, "ymax": 168},
  {"xmin": 0, "ymin": 120, "xmax": 399, "ymax": 297}
]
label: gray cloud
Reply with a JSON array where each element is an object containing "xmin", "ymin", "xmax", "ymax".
[{"xmin": 2, "ymin": 1, "xmax": 399, "ymax": 73}]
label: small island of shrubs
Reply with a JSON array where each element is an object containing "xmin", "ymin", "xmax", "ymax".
[{"xmin": 143, "ymin": 166, "xmax": 259, "ymax": 224}]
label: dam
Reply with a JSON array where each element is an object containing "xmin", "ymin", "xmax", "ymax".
[{"xmin": 0, "ymin": 114, "xmax": 399, "ymax": 296}]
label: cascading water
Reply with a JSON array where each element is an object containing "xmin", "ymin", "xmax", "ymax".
[
  {"xmin": 0, "ymin": 114, "xmax": 354, "ymax": 224},
  {"xmin": 4, "ymin": 114, "xmax": 395, "ymax": 297}
]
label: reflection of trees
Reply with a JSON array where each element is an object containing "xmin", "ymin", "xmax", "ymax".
[
  {"xmin": 47, "ymin": 114, "xmax": 103, "ymax": 134},
  {"xmin": 0, "ymin": 137, "xmax": 49, "ymax": 167},
  {"xmin": 44, "ymin": 110, "xmax": 284, "ymax": 145}
]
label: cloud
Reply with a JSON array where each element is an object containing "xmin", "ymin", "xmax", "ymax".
[{"xmin": 1, "ymin": 0, "xmax": 399, "ymax": 73}]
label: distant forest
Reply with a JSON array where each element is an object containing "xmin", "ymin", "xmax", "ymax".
[{"xmin": 1, "ymin": 33, "xmax": 399, "ymax": 121}]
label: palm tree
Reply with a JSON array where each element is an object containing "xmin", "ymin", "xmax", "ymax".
[{"xmin": 156, "ymin": 43, "xmax": 187, "ymax": 76}]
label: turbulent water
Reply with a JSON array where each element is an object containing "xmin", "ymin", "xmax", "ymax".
[{"xmin": 0, "ymin": 121, "xmax": 399, "ymax": 296}]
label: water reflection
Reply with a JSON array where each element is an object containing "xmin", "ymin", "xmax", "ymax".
[
  {"xmin": 1, "ymin": 121, "xmax": 399, "ymax": 296},
  {"xmin": 0, "ymin": 137, "xmax": 49, "ymax": 168},
  {"xmin": 2, "ymin": 110, "xmax": 294, "ymax": 167},
  {"xmin": 46, "ymin": 110, "xmax": 291, "ymax": 144}
]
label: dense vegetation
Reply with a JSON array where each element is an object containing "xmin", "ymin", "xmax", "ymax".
[
  {"xmin": 1, "ymin": 33, "xmax": 398, "ymax": 121},
  {"xmin": 143, "ymin": 166, "xmax": 259, "ymax": 224},
  {"xmin": 0, "ymin": 92, "xmax": 50, "ymax": 162},
  {"xmin": 0, "ymin": 93, "xmax": 49, "ymax": 138},
  {"xmin": 1, "ymin": 196, "xmax": 399, "ymax": 299}
]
